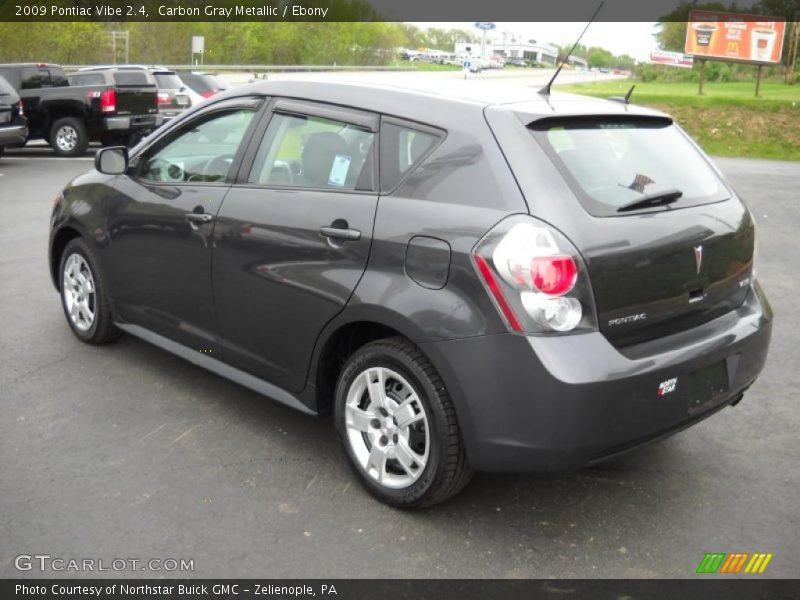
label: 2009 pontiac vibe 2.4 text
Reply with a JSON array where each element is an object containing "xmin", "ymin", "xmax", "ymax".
[{"xmin": 48, "ymin": 81, "xmax": 772, "ymax": 508}]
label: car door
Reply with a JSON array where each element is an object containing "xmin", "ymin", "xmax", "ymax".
[
  {"xmin": 105, "ymin": 97, "xmax": 263, "ymax": 353},
  {"xmin": 212, "ymin": 99, "xmax": 379, "ymax": 393}
]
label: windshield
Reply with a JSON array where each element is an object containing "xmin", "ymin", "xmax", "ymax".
[{"xmin": 531, "ymin": 117, "xmax": 729, "ymax": 216}]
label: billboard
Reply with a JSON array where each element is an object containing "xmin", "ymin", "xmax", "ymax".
[
  {"xmin": 650, "ymin": 50, "xmax": 694, "ymax": 69},
  {"xmin": 685, "ymin": 10, "xmax": 785, "ymax": 64}
]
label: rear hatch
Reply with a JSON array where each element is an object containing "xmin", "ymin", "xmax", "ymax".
[
  {"xmin": 0, "ymin": 98, "xmax": 12, "ymax": 125},
  {"xmin": 178, "ymin": 73, "xmax": 229, "ymax": 99},
  {"xmin": 0, "ymin": 76, "xmax": 18, "ymax": 125},
  {"xmin": 496, "ymin": 109, "xmax": 754, "ymax": 348},
  {"xmin": 152, "ymin": 71, "xmax": 190, "ymax": 110},
  {"xmin": 111, "ymin": 70, "xmax": 157, "ymax": 116}
]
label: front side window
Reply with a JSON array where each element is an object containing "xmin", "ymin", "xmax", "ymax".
[
  {"xmin": 139, "ymin": 109, "xmax": 256, "ymax": 184},
  {"xmin": 531, "ymin": 117, "xmax": 729, "ymax": 216},
  {"xmin": 249, "ymin": 112, "xmax": 376, "ymax": 190}
]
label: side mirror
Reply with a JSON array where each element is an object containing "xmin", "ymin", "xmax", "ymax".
[{"xmin": 95, "ymin": 146, "xmax": 128, "ymax": 175}]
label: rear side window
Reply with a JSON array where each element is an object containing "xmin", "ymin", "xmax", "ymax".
[
  {"xmin": 21, "ymin": 68, "xmax": 51, "ymax": 89},
  {"xmin": 530, "ymin": 117, "xmax": 728, "ymax": 216},
  {"xmin": 113, "ymin": 71, "xmax": 150, "ymax": 86},
  {"xmin": 249, "ymin": 112, "xmax": 376, "ymax": 191},
  {"xmin": 380, "ymin": 122, "xmax": 441, "ymax": 193}
]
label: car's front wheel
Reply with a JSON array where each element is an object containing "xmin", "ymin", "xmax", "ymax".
[
  {"xmin": 334, "ymin": 337, "xmax": 473, "ymax": 509},
  {"xmin": 58, "ymin": 238, "xmax": 119, "ymax": 344}
]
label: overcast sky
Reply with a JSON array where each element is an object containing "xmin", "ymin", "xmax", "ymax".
[{"xmin": 411, "ymin": 22, "xmax": 661, "ymax": 61}]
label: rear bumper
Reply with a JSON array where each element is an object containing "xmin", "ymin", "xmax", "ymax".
[
  {"xmin": 159, "ymin": 109, "xmax": 187, "ymax": 122},
  {"xmin": 104, "ymin": 114, "xmax": 162, "ymax": 132},
  {"xmin": 422, "ymin": 282, "xmax": 773, "ymax": 473},
  {"xmin": 0, "ymin": 124, "xmax": 28, "ymax": 146}
]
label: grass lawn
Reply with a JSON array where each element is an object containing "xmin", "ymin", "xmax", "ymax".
[
  {"xmin": 411, "ymin": 62, "xmax": 461, "ymax": 71},
  {"xmin": 555, "ymin": 80, "xmax": 800, "ymax": 161}
]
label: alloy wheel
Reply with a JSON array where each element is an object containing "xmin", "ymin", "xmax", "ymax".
[
  {"xmin": 62, "ymin": 253, "xmax": 96, "ymax": 332},
  {"xmin": 55, "ymin": 125, "xmax": 78, "ymax": 153},
  {"xmin": 344, "ymin": 366, "xmax": 430, "ymax": 489}
]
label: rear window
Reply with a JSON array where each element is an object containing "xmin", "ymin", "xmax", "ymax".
[
  {"xmin": 0, "ymin": 75, "xmax": 16, "ymax": 96},
  {"xmin": 68, "ymin": 73, "xmax": 105, "ymax": 86},
  {"xmin": 0, "ymin": 69, "xmax": 19, "ymax": 90},
  {"xmin": 178, "ymin": 73, "xmax": 212, "ymax": 93},
  {"xmin": 113, "ymin": 71, "xmax": 150, "ymax": 86},
  {"xmin": 203, "ymin": 75, "xmax": 229, "ymax": 91},
  {"xmin": 530, "ymin": 117, "xmax": 729, "ymax": 217},
  {"xmin": 153, "ymin": 72, "xmax": 183, "ymax": 90}
]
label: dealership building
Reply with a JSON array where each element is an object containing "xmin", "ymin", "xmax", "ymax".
[{"xmin": 454, "ymin": 40, "xmax": 587, "ymax": 68}]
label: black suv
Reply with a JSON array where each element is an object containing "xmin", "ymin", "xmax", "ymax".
[
  {"xmin": 0, "ymin": 74, "xmax": 28, "ymax": 160},
  {"xmin": 48, "ymin": 82, "xmax": 772, "ymax": 508}
]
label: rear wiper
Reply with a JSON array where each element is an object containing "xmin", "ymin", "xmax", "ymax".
[{"xmin": 617, "ymin": 188, "xmax": 683, "ymax": 212}]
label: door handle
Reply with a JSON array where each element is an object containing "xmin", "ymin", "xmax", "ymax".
[
  {"xmin": 185, "ymin": 213, "xmax": 213, "ymax": 223},
  {"xmin": 320, "ymin": 226, "xmax": 361, "ymax": 241}
]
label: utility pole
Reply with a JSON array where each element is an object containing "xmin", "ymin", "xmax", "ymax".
[
  {"xmin": 107, "ymin": 31, "xmax": 129, "ymax": 65},
  {"xmin": 786, "ymin": 21, "xmax": 799, "ymax": 85}
]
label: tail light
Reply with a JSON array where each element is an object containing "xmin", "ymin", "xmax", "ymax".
[
  {"xmin": 200, "ymin": 90, "xmax": 215, "ymax": 99},
  {"xmin": 100, "ymin": 89, "xmax": 116, "ymax": 113},
  {"xmin": 17, "ymin": 99, "xmax": 24, "ymax": 117},
  {"xmin": 157, "ymin": 91, "xmax": 171, "ymax": 105},
  {"xmin": 472, "ymin": 215, "xmax": 597, "ymax": 334}
]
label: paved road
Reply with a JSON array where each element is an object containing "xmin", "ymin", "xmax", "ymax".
[{"xmin": 0, "ymin": 146, "xmax": 797, "ymax": 578}]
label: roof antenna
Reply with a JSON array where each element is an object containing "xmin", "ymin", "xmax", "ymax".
[
  {"xmin": 539, "ymin": 0, "xmax": 605, "ymax": 96},
  {"xmin": 610, "ymin": 84, "xmax": 636, "ymax": 104}
]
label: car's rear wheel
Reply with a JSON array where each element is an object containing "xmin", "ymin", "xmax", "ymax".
[
  {"xmin": 58, "ymin": 238, "xmax": 119, "ymax": 344},
  {"xmin": 50, "ymin": 117, "xmax": 89, "ymax": 157},
  {"xmin": 334, "ymin": 337, "xmax": 473, "ymax": 509}
]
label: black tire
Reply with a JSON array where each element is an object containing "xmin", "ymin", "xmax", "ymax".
[
  {"xmin": 58, "ymin": 238, "xmax": 120, "ymax": 344},
  {"xmin": 49, "ymin": 116, "xmax": 89, "ymax": 157},
  {"xmin": 100, "ymin": 135, "xmax": 118, "ymax": 147},
  {"xmin": 334, "ymin": 337, "xmax": 473, "ymax": 509}
]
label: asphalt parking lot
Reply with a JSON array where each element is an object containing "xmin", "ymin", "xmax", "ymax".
[{"xmin": 1, "ymin": 125, "xmax": 799, "ymax": 578}]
